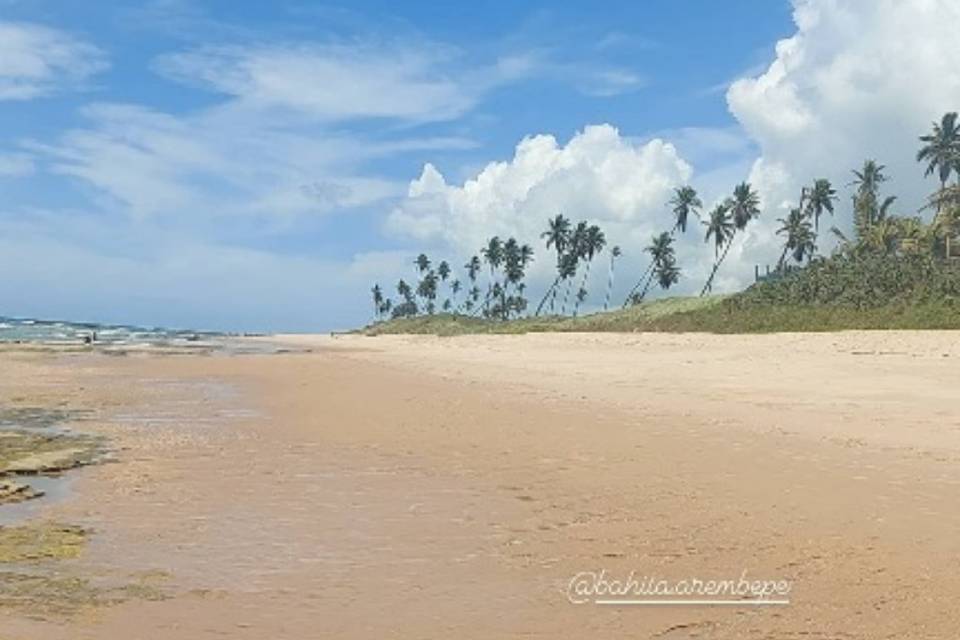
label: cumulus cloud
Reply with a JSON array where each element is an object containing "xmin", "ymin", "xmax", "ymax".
[
  {"xmin": 0, "ymin": 21, "xmax": 107, "ymax": 100},
  {"xmin": 388, "ymin": 0, "xmax": 960, "ymax": 301},
  {"xmin": 389, "ymin": 124, "xmax": 691, "ymax": 249},
  {"xmin": 729, "ymin": 0, "xmax": 960, "ymax": 218},
  {"xmin": 386, "ymin": 125, "xmax": 723, "ymax": 303}
]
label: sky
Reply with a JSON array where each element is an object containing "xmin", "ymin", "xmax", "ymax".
[{"xmin": 1, "ymin": 1, "xmax": 958, "ymax": 332}]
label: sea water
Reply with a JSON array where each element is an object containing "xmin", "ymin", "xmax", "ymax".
[{"xmin": 0, "ymin": 316, "xmax": 224, "ymax": 348}]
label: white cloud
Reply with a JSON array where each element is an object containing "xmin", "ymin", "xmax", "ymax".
[
  {"xmin": 0, "ymin": 152, "xmax": 34, "ymax": 177},
  {"xmin": 389, "ymin": 124, "xmax": 691, "ymax": 249},
  {"xmin": 27, "ymin": 101, "xmax": 465, "ymax": 221},
  {"xmin": 387, "ymin": 125, "xmax": 723, "ymax": 304},
  {"xmin": 155, "ymin": 43, "xmax": 531, "ymax": 123},
  {"xmin": 0, "ymin": 21, "xmax": 107, "ymax": 100},
  {"xmin": 729, "ymin": 0, "xmax": 960, "ymax": 221},
  {"xmin": 577, "ymin": 69, "xmax": 646, "ymax": 97},
  {"xmin": 691, "ymin": 0, "xmax": 960, "ymax": 291}
]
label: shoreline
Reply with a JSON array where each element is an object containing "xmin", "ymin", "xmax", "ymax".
[{"xmin": 1, "ymin": 332, "xmax": 959, "ymax": 637}]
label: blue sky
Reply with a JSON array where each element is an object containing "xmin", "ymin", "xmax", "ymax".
[{"xmin": 0, "ymin": 1, "xmax": 955, "ymax": 331}]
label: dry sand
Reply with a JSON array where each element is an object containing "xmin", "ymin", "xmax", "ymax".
[{"xmin": 2, "ymin": 331, "xmax": 960, "ymax": 638}]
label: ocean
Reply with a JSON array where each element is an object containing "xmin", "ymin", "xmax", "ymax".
[{"xmin": 0, "ymin": 316, "xmax": 224, "ymax": 349}]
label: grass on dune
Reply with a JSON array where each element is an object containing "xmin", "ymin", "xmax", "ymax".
[
  {"xmin": 361, "ymin": 254, "xmax": 960, "ymax": 336},
  {"xmin": 360, "ymin": 294, "xmax": 960, "ymax": 336},
  {"xmin": 361, "ymin": 296, "xmax": 726, "ymax": 336}
]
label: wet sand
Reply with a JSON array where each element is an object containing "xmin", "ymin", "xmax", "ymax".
[{"xmin": 2, "ymin": 331, "xmax": 960, "ymax": 638}]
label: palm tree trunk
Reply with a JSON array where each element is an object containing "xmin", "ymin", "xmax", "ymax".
[
  {"xmin": 777, "ymin": 244, "xmax": 789, "ymax": 272},
  {"xmin": 535, "ymin": 276, "xmax": 562, "ymax": 316},
  {"xmin": 500, "ymin": 276, "xmax": 510, "ymax": 321},
  {"xmin": 484, "ymin": 267, "xmax": 496, "ymax": 316},
  {"xmin": 561, "ymin": 267, "xmax": 577, "ymax": 315},
  {"xmin": 636, "ymin": 264, "xmax": 659, "ymax": 302},
  {"xmin": 622, "ymin": 260, "xmax": 655, "ymax": 308},
  {"xmin": 701, "ymin": 235, "xmax": 736, "ymax": 296},
  {"xmin": 603, "ymin": 255, "xmax": 616, "ymax": 311},
  {"xmin": 573, "ymin": 260, "xmax": 592, "ymax": 317}
]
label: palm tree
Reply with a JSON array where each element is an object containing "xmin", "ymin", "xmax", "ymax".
[
  {"xmin": 636, "ymin": 233, "xmax": 676, "ymax": 302},
  {"xmin": 573, "ymin": 225, "xmax": 606, "ymax": 316},
  {"xmin": 463, "ymin": 255, "xmax": 481, "ymax": 312},
  {"xmin": 562, "ymin": 222, "xmax": 589, "ymax": 315},
  {"xmin": 603, "ymin": 246, "xmax": 622, "ymax": 311},
  {"xmin": 371, "ymin": 284, "xmax": 384, "ymax": 320},
  {"xmin": 669, "ymin": 186, "xmax": 702, "ymax": 234},
  {"xmin": 728, "ymin": 182, "xmax": 760, "ymax": 231},
  {"xmin": 804, "ymin": 179, "xmax": 837, "ymax": 232},
  {"xmin": 480, "ymin": 236, "xmax": 503, "ymax": 316},
  {"xmin": 500, "ymin": 239, "xmax": 534, "ymax": 319},
  {"xmin": 539, "ymin": 214, "xmax": 572, "ymax": 314},
  {"xmin": 394, "ymin": 279, "xmax": 417, "ymax": 318},
  {"xmin": 450, "ymin": 279, "xmax": 461, "ymax": 311},
  {"xmin": 623, "ymin": 187, "xmax": 700, "ymax": 308},
  {"xmin": 776, "ymin": 208, "xmax": 815, "ymax": 268},
  {"xmin": 851, "ymin": 160, "xmax": 888, "ymax": 240},
  {"xmin": 416, "ymin": 271, "xmax": 438, "ymax": 314},
  {"xmin": 437, "ymin": 260, "xmax": 450, "ymax": 281},
  {"xmin": 917, "ymin": 112, "xmax": 960, "ymax": 210},
  {"xmin": 700, "ymin": 203, "xmax": 735, "ymax": 295},
  {"xmin": 653, "ymin": 255, "xmax": 680, "ymax": 291},
  {"xmin": 698, "ymin": 182, "xmax": 758, "ymax": 296},
  {"xmin": 436, "ymin": 260, "xmax": 451, "ymax": 310},
  {"xmin": 414, "ymin": 253, "xmax": 431, "ymax": 274},
  {"xmin": 536, "ymin": 252, "xmax": 577, "ymax": 316}
]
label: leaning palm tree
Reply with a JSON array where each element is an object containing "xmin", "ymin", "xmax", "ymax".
[
  {"xmin": 635, "ymin": 233, "xmax": 676, "ymax": 302},
  {"xmin": 536, "ymin": 252, "xmax": 577, "ymax": 316},
  {"xmin": 602, "ymin": 245, "xmax": 622, "ymax": 311},
  {"xmin": 776, "ymin": 208, "xmax": 815, "ymax": 267},
  {"xmin": 700, "ymin": 203, "xmax": 736, "ymax": 296},
  {"xmin": 622, "ymin": 187, "xmax": 699, "ymax": 308},
  {"xmin": 917, "ymin": 112, "xmax": 960, "ymax": 213},
  {"xmin": 539, "ymin": 214, "xmax": 572, "ymax": 314},
  {"xmin": 701, "ymin": 183, "xmax": 759, "ymax": 296},
  {"xmin": 776, "ymin": 208, "xmax": 810, "ymax": 269},
  {"xmin": 669, "ymin": 186, "xmax": 703, "ymax": 234},
  {"xmin": 573, "ymin": 225, "xmax": 606, "ymax": 316},
  {"xmin": 804, "ymin": 178, "xmax": 837, "ymax": 232}
]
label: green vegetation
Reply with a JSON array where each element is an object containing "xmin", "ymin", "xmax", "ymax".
[{"xmin": 365, "ymin": 112, "xmax": 960, "ymax": 334}]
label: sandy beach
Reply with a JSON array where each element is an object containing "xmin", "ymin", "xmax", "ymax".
[{"xmin": 2, "ymin": 331, "xmax": 960, "ymax": 638}]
